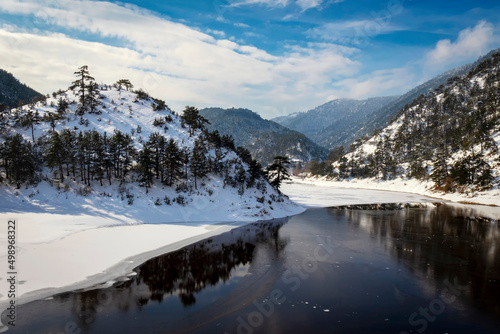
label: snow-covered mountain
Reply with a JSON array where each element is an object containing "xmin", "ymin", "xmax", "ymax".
[
  {"xmin": 273, "ymin": 48, "xmax": 500, "ymax": 153},
  {"xmin": 0, "ymin": 69, "xmax": 42, "ymax": 109},
  {"xmin": 359, "ymin": 48, "xmax": 500, "ymax": 144},
  {"xmin": 200, "ymin": 107, "xmax": 328, "ymax": 166},
  {"xmin": 272, "ymin": 96, "xmax": 399, "ymax": 151},
  {"xmin": 326, "ymin": 51, "xmax": 500, "ymax": 194},
  {"xmin": 0, "ymin": 74, "xmax": 302, "ymax": 222}
]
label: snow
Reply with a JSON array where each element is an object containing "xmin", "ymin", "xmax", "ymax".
[
  {"xmin": 288, "ymin": 177, "xmax": 500, "ymax": 207},
  {"xmin": 281, "ymin": 180, "xmax": 436, "ymax": 208}
]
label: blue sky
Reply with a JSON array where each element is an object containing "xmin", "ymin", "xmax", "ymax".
[{"xmin": 0, "ymin": 0, "xmax": 499, "ymax": 118}]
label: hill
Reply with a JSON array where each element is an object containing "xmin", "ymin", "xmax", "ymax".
[
  {"xmin": 0, "ymin": 68, "xmax": 302, "ymax": 222},
  {"xmin": 0, "ymin": 69, "xmax": 42, "ymax": 109},
  {"xmin": 358, "ymin": 48, "xmax": 500, "ymax": 144},
  {"xmin": 200, "ymin": 107, "xmax": 328, "ymax": 166},
  {"xmin": 320, "ymin": 51, "xmax": 500, "ymax": 194},
  {"xmin": 272, "ymin": 96, "xmax": 398, "ymax": 150}
]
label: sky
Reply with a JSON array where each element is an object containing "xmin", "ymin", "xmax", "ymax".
[{"xmin": 0, "ymin": 0, "xmax": 499, "ymax": 119}]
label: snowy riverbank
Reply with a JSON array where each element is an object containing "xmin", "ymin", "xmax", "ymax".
[{"xmin": 288, "ymin": 176, "xmax": 500, "ymax": 207}]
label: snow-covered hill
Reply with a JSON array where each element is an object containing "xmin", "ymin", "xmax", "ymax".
[
  {"xmin": 323, "ymin": 51, "xmax": 500, "ymax": 199},
  {"xmin": 0, "ymin": 81, "xmax": 303, "ymax": 223}
]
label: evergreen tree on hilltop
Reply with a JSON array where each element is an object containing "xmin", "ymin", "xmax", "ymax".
[
  {"xmin": 115, "ymin": 79, "xmax": 134, "ymax": 91},
  {"xmin": 70, "ymin": 65, "xmax": 96, "ymax": 115},
  {"xmin": 266, "ymin": 156, "xmax": 291, "ymax": 191}
]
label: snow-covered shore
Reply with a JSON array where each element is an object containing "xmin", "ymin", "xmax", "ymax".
[{"xmin": 288, "ymin": 176, "xmax": 500, "ymax": 207}]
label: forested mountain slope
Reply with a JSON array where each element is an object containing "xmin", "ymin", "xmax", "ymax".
[
  {"xmin": 272, "ymin": 96, "xmax": 398, "ymax": 150},
  {"xmin": 200, "ymin": 107, "xmax": 327, "ymax": 165},
  {"xmin": 327, "ymin": 51, "xmax": 500, "ymax": 193},
  {"xmin": 0, "ymin": 69, "xmax": 42, "ymax": 109}
]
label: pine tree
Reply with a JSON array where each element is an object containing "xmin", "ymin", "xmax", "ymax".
[
  {"xmin": 46, "ymin": 132, "xmax": 65, "ymax": 182},
  {"xmin": 181, "ymin": 106, "xmax": 209, "ymax": 136},
  {"xmin": 20, "ymin": 109, "xmax": 41, "ymax": 141},
  {"xmin": 147, "ymin": 132, "xmax": 165, "ymax": 181},
  {"xmin": 2, "ymin": 134, "xmax": 36, "ymax": 188},
  {"xmin": 190, "ymin": 137, "xmax": 208, "ymax": 189},
  {"xmin": 266, "ymin": 156, "xmax": 291, "ymax": 191},
  {"xmin": 163, "ymin": 138, "xmax": 183, "ymax": 186},
  {"xmin": 115, "ymin": 79, "xmax": 133, "ymax": 91},
  {"xmin": 86, "ymin": 81, "xmax": 101, "ymax": 114},
  {"xmin": 71, "ymin": 65, "xmax": 95, "ymax": 113},
  {"xmin": 138, "ymin": 144, "xmax": 154, "ymax": 192}
]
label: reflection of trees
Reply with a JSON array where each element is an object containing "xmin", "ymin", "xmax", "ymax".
[
  {"xmin": 338, "ymin": 204, "xmax": 500, "ymax": 316},
  {"xmin": 138, "ymin": 220, "xmax": 288, "ymax": 306},
  {"xmin": 138, "ymin": 238, "xmax": 255, "ymax": 305},
  {"xmin": 62, "ymin": 219, "xmax": 289, "ymax": 331}
]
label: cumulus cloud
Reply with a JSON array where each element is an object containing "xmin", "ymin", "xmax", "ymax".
[
  {"xmin": 425, "ymin": 21, "xmax": 497, "ymax": 69},
  {"xmin": 0, "ymin": 0, "xmax": 361, "ymax": 118}
]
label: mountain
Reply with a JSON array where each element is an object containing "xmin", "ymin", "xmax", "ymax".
[
  {"xmin": 0, "ymin": 69, "xmax": 42, "ymax": 109},
  {"xmin": 199, "ymin": 107, "xmax": 328, "ymax": 166},
  {"xmin": 272, "ymin": 96, "xmax": 399, "ymax": 150},
  {"xmin": 324, "ymin": 50, "xmax": 500, "ymax": 193},
  {"xmin": 358, "ymin": 48, "xmax": 500, "ymax": 144},
  {"xmin": 0, "ymin": 72, "xmax": 301, "ymax": 220},
  {"xmin": 273, "ymin": 48, "xmax": 500, "ymax": 152}
]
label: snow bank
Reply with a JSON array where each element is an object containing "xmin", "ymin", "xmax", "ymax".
[
  {"xmin": 288, "ymin": 177, "xmax": 500, "ymax": 207},
  {"xmin": 281, "ymin": 180, "xmax": 437, "ymax": 208}
]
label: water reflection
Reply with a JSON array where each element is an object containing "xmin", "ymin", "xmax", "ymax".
[
  {"xmin": 338, "ymin": 204, "xmax": 500, "ymax": 316},
  {"xmin": 5, "ymin": 219, "xmax": 289, "ymax": 334}
]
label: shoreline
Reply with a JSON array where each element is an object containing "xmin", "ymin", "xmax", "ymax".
[{"xmin": 288, "ymin": 176, "xmax": 500, "ymax": 207}]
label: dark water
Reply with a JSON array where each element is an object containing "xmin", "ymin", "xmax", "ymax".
[{"xmin": 3, "ymin": 204, "xmax": 500, "ymax": 334}]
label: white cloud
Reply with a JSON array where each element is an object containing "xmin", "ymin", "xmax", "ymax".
[
  {"xmin": 227, "ymin": 0, "xmax": 290, "ymax": 8},
  {"xmin": 331, "ymin": 68, "xmax": 414, "ymax": 99},
  {"xmin": 206, "ymin": 29, "xmax": 226, "ymax": 37},
  {"xmin": 309, "ymin": 19, "xmax": 403, "ymax": 46},
  {"xmin": 0, "ymin": 0, "xmax": 362, "ymax": 118},
  {"xmin": 296, "ymin": 0, "xmax": 324, "ymax": 12},
  {"xmin": 425, "ymin": 21, "xmax": 497, "ymax": 69}
]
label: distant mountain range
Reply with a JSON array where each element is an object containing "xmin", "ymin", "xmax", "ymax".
[
  {"xmin": 199, "ymin": 107, "xmax": 328, "ymax": 165},
  {"xmin": 0, "ymin": 69, "xmax": 42, "ymax": 109},
  {"xmin": 272, "ymin": 96, "xmax": 398, "ymax": 150}
]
